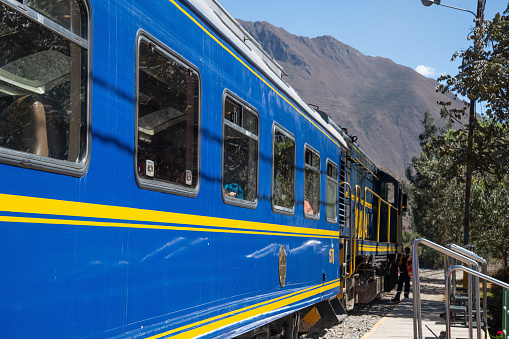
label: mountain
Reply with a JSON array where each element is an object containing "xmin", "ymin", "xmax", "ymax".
[{"xmin": 237, "ymin": 20, "xmax": 462, "ymax": 180}]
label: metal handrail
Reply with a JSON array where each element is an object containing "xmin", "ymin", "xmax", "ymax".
[
  {"xmin": 446, "ymin": 244, "xmax": 488, "ymax": 339},
  {"xmin": 356, "ymin": 184, "xmax": 362, "ymax": 233},
  {"xmin": 340, "ymin": 182, "xmax": 355, "ymax": 279},
  {"xmin": 504, "ymin": 289, "xmax": 509, "ymax": 339},
  {"xmin": 445, "ymin": 266, "xmax": 509, "ymax": 339},
  {"xmin": 412, "ymin": 239, "xmax": 481, "ymax": 339},
  {"xmin": 362, "ymin": 187, "xmax": 373, "ymax": 240},
  {"xmin": 354, "ymin": 185, "xmax": 363, "ymax": 239},
  {"xmin": 346, "ymin": 185, "xmax": 364, "ymax": 279},
  {"xmin": 363, "ymin": 187, "xmax": 398, "ymax": 243}
]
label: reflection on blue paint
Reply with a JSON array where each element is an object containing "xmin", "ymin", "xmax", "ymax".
[
  {"xmin": 141, "ymin": 237, "xmax": 185, "ymax": 262},
  {"xmin": 290, "ymin": 240, "xmax": 323, "ymax": 254},
  {"xmin": 246, "ymin": 243, "xmax": 279, "ymax": 259}
]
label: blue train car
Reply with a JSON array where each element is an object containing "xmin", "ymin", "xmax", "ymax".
[{"xmin": 0, "ymin": 0, "xmax": 405, "ymax": 337}]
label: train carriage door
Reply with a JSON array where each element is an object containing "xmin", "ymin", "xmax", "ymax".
[{"xmin": 379, "ymin": 179, "xmax": 397, "ymax": 243}]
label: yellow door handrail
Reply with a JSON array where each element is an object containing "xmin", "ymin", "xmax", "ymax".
[
  {"xmin": 343, "ymin": 185, "xmax": 401, "ymax": 281},
  {"xmin": 344, "ymin": 184, "xmax": 364, "ymax": 280},
  {"xmin": 355, "ymin": 185, "xmax": 363, "ymax": 239},
  {"xmin": 363, "ymin": 187, "xmax": 398, "ymax": 244}
]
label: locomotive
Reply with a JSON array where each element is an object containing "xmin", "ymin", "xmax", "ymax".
[{"xmin": 0, "ymin": 0, "xmax": 406, "ymax": 337}]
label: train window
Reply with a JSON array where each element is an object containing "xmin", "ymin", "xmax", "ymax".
[
  {"xmin": 386, "ymin": 182, "xmax": 395, "ymax": 204},
  {"xmin": 222, "ymin": 91, "xmax": 258, "ymax": 208},
  {"xmin": 304, "ymin": 145, "xmax": 320, "ymax": 220},
  {"xmin": 381, "ymin": 182, "xmax": 395, "ymax": 205},
  {"xmin": 26, "ymin": 0, "xmax": 87, "ymax": 38},
  {"xmin": 326, "ymin": 160, "xmax": 338, "ymax": 223},
  {"xmin": 136, "ymin": 35, "xmax": 200, "ymax": 197},
  {"xmin": 0, "ymin": 1, "xmax": 90, "ymax": 175},
  {"xmin": 272, "ymin": 123, "xmax": 295, "ymax": 215}
]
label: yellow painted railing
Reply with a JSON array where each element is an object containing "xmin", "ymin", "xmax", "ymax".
[
  {"xmin": 340, "ymin": 182, "xmax": 356, "ymax": 280},
  {"xmin": 343, "ymin": 184, "xmax": 400, "ymax": 280},
  {"xmin": 355, "ymin": 185, "xmax": 363, "ymax": 239},
  {"xmin": 344, "ymin": 184, "xmax": 360, "ymax": 279},
  {"xmin": 363, "ymin": 187, "xmax": 399, "ymax": 244},
  {"xmin": 349, "ymin": 186, "xmax": 399, "ymax": 243}
]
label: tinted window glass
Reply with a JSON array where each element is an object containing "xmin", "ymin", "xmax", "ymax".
[
  {"xmin": 223, "ymin": 95, "xmax": 258, "ymax": 206},
  {"xmin": 136, "ymin": 39, "xmax": 200, "ymax": 194},
  {"xmin": 326, "ymin": 160, "xmax": 338, "ymax": 223},
  {"xmin": 27, "ymin": 0, "xmax": 87, "ymax": 38},
  {"xmin": 272, "ymin": 126, "xmax": 295, "ymax": 213},
  {"xmin": 0, "ymin": 3, "xmax": 87, "ymax": 166},
  {"xmin": 304, "ymin": 146, "xmax": 320, "ymax": 218},
  {"xmin": 386, "ymin": 182, "xmax": 395, "ymax": 204}
]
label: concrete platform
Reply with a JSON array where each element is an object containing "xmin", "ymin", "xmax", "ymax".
[{"xmin": 361, "ymin": 293, "xmax": 483, "ymax": 339}]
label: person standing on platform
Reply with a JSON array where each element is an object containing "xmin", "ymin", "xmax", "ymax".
[{"xmin": 392, "ymin": 246, "xmax": 412, "ymax": 302}]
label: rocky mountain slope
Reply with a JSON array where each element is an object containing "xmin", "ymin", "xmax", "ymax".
[{"xmin": 238, "ymin": 20, "xmax": 462, "ymax": 180}]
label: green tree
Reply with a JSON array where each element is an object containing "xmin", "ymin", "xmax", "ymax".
[
  {"xmin": 436, "ymin": 2, "xmax": 509, "ymax": 177},
  {"xmin": 406, "ymin": 110, "xmax": 464, "ymax": 252},
  {"xmin": 471, "ymin": 175, "xmax": 509, "ymax": 267},
  {"xmin": 408, "ymin": 110, "xmax": 509, "ymax": 269}
]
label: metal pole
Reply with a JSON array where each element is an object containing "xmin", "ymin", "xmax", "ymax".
[
  {"xmin": 421, "ymin": 0, "xmax": 486, "ymax": 248},
  {"xmin": 464, "ymin": 0, "xmax": 486, "ymax": 246},
  {"xmin": 464, "ymin": 101, "xmax": 474, "ymax": 246}
]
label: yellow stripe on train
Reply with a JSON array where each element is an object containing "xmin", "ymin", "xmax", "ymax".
[
  {"xmin": 148, "ymin": 280, "xmax": 341, "ymax": 338},
  {"xmin": 0, "ymin": 194, "xmax": 339, "ymax": 238}
]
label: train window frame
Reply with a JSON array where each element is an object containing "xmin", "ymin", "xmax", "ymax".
[
  {"xmin": 221, "ymin": 89, "xmax": 259, "ymax": 209},
  {"xmin": 386, "ymin": 182, "xmax": 395, "ymax": 204},
  {"xmin": 0, "ymin": 0, "xmax": 91, "ymax": 177},
  {"xmin": 326, "ymin": 159, "xmax": 338, "ymax": 224},
  {"xmin": 303, "ymin": 144, "xmax": 320, "ymax": 220},
  {"xmin": 134, "ymin": 31, "xmax": 201, "ymax": 197},
  {"xmin": 271, "ymin": 122, "xmax": 295, "ymax": 215},
  {"xmin": 346, "ymin": 152, "xmax": 352, "ymax": 169}
]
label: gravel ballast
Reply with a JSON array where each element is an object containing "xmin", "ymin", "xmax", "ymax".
[
  {"xmin": 315, "ymin": 294, "xmax": 398, "ymax": 339},
  {"xmin": 307, "ymin": 270, "xmax": 444, "ymax": 338}
]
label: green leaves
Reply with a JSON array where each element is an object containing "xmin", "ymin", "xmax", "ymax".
[
  {"xmin": 410, "ymin": 3, "xmax": 509, "ymax": 267},
  {"xmin": 406, "ymin": 111, "xmax": 463, "ymax": 249},
  {"xmin": 407, "ymin": 110, "xmax": 509, "ymax": 268},
  {"xmin": 471, "ymin": 175, "xmax": 509, "ymax": 267},
  {"xmin": 439, "ymin": 2, "xmax": 509, "ymax": 131}
]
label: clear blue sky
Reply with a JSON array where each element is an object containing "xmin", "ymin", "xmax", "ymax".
[{"xmin": 217, "ymin": 0, "xmax": 506, "ymax": 85}]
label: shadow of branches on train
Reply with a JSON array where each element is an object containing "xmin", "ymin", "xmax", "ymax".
[{"xmin": 88, "ymin": 89, "xmax": 334, "ymax": 208}]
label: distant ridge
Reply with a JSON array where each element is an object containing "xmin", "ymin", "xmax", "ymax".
[{"xmin": 238, "ymin": 20, "xmax": 461, "ymax": 179}]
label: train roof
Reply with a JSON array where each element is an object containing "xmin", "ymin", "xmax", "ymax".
[
  {"xmin": 186, "ymin": 0, "xmax": 348, "ymax": 149},
  {"xmin": 315, "ymin": 108, "xmax": 378, "ymax": 178}
]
